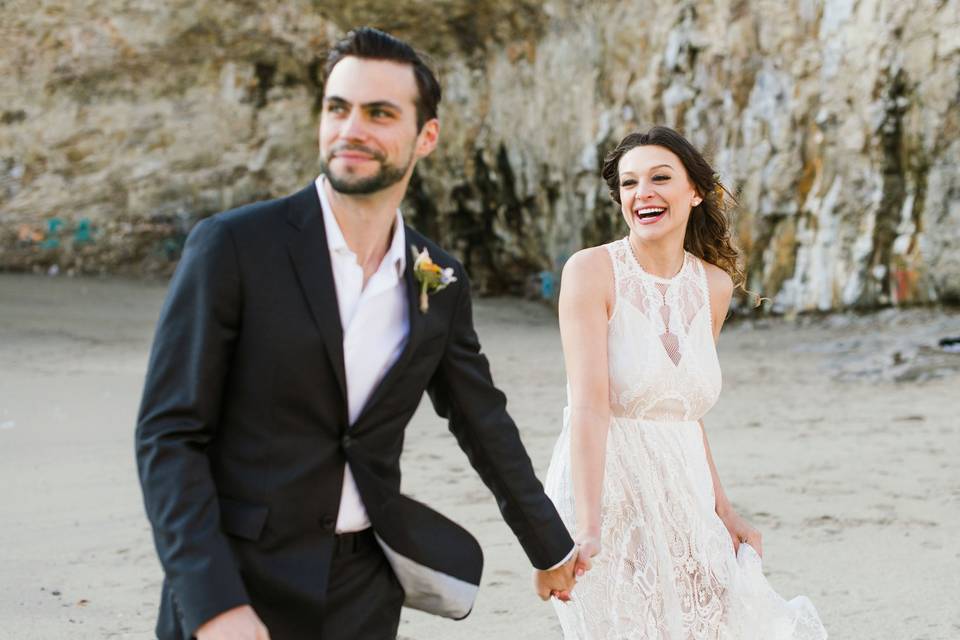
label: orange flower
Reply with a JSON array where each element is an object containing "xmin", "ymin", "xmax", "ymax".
[{"xmin": 411, "ymin": 245, "xmax": 457, "ymax": 313}]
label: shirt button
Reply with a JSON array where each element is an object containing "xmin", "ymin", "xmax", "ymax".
[
  {"xmin": 319, "ymin": 515, "xmax": 336, "ymax": 531},
  {"xmin": 341, "ymin": 435, "xmax": 352, "ymax": 450}
]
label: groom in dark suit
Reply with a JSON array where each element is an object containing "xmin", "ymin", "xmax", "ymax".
[{"xmin": 136, "ymin": 27, "xmax": 581, "ymax": 640}]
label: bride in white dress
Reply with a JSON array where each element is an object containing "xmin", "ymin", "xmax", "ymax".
[{"xmin": 543, "ymin": 127, "xmax": 827, "ymax": 639}]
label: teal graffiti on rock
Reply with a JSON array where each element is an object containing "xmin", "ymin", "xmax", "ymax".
[
  {"xmin": 539, "ymin": 270, "xmax": 555, "ymax": 299},
  {"xmin": 162, "ymin": 238, "xmax": 182, "ymax": 261},
  {"xmin": 73, "ymin": 218, "xmax": 93, "ymax": 245},
  {"xmin": 40, "ymin": 218, "xmax": 64, "ymax": 249}
]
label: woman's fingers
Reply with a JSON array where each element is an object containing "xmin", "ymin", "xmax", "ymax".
[
  {"xmin": 571, "ymin": 538, "xmax": 598, "ymax": 578},
  {"xmin": 749, "ymin": 529, "xmax": 763, "ymax": 558},
  {"xmin": 574, "ymin": 549, "xmax": 593, "ymax": 577},
  {"xmin": 575, "ymin": 560, "xmax": 589, "ymax": 577}
]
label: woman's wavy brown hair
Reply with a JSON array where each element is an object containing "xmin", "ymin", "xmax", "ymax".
[{"xmin": 601, "ymin": 126, "xmax": 747, "ymax": 295}]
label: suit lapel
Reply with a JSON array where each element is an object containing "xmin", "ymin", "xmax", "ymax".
[
  {"xmin": 285, "ymin": 184, "xmax": 348, "ymax": 403},
  {"xmin": 353, "ymin": 226, "xmax": 427, "ymax": 426}
]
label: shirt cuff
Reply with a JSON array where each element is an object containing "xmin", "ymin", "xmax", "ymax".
[{"xmin": 544, "ymin": 544, "xmax": 577, "ymax": 571}]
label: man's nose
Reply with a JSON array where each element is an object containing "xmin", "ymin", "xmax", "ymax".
[{"xmin": 340, "ymin": 109, "xmax": 367, "ymax": 140}]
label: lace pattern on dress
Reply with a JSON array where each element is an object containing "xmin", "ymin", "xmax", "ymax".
[
  {"xmin": 543, "ymin": 238, "xmax": 828, "ymax": 640},
  {"xmin": 604, "ymin": 238, "xmax": 721, "ymax": 423}
]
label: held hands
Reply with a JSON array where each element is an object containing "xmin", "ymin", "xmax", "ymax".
[
  {"xmin": 533, "ymin": 551, "xmax": 577, "ymax": 602},
  {"xmin": 718, "ymin": 505, "xmax": 762, "ymax": 558},
  {"xmin": 196, "ymin": 605, "xmax": 270, "ymax": 640},
  {"xmin": 532, "ymin": 535, "xmax": 601, "ymax": 603}
]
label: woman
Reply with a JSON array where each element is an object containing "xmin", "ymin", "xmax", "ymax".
[{"xmin": 543, "ymin": 127, "xmax": 827, "ymax": 638}]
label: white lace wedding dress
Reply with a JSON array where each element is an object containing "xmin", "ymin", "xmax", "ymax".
[{"xmin": 544, "ymin": 238, "xmax": 827, "ymax": 639}]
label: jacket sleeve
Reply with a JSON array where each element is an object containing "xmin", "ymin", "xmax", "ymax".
[
  {"xmin": 427, "ymin": 266, "xmax": 575, "ymax": 570},
  {"xmin": 135, "ymin": 216, "xmax": 249, "ymax": 634}
]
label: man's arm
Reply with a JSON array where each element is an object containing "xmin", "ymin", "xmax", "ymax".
[
  {"xmin": 426, "ymin": 266, "xmax": 575, "ymax": 571},
  {"xmin": 135, "ymin": 217, "xmax": 252, "ymax": 635}
]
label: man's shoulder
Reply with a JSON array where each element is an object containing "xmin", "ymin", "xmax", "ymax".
[{"xmin": 211, "ymin": 183, "xmax": 316, "ymax": 234}]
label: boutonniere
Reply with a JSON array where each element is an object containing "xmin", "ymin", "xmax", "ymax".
[{"xmin": 411, "ymin": 245, "xmax": 457, "ymax": 313}]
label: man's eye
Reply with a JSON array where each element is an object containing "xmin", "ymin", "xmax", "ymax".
[
  {"xmin": 326, "ymin": 103, "xmax": 346, "ymax": 114},
  {"xmin": 371, "ymin": 109, "xmax": 392, "ymax": 119}
]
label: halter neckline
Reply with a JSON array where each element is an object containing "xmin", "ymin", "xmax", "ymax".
[{"xmin": 623, "ymin": 238, "xmax": 691, "ymax": 284}]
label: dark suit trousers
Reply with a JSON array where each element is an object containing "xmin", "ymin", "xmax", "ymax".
[
  {"xmin": 158, "ymin": 530, "xmax": 404, "ymax": 640},
  {"xmin": 320, "ymin": 529, "xmax": 404, "ymax": 640}
]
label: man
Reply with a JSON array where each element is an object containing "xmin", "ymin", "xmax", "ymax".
[{"xmin": 136, "ymin": 27, "xmax": 587, "ymax": 640}]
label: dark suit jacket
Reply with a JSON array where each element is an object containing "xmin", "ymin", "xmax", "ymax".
[{"xmin": 135, "ymin": 183, "xmax": 574, "ymax": 639}]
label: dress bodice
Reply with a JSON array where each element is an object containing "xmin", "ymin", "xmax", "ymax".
[{"xmin": 604, "ymin": 238, "xmax": 721, "ymax": 422}]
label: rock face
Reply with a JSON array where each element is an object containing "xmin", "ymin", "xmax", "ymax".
[{"xmin": 2, "ymin": 0, "xmax": 958, "ymax": 311}]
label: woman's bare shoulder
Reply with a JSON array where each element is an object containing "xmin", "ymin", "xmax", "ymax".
[
  {"xmin": 561, "ymin": 245, "xmax": 613, "ymax": 289},
  {"xmin": 563, "ymin": 245, "xmax": 613, "ymax": 279},
  {"xmin": 560, "ymin": 245, "xmax": 615, "ymax": 310},
  {"xmin": 701, "ymin": 260, "xmax": 734, "ymax": 300},
  {"xmin": 699, "ymin": 260, "xmax": 734, "ymax": 334}
]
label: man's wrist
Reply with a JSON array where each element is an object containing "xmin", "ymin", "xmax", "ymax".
[{"xmin": 544, "ymin": 545, "xmax": 577, "ymax": 571}]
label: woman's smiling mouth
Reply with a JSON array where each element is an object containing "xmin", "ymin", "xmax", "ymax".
[{"xmin": 634, "ymin": 206, "xmax": 667, "ymax": 224}]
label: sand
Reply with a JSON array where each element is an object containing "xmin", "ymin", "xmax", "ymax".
[{"xmin": 1, "ymin": 273, "xmax": 958, "ymax": 639}]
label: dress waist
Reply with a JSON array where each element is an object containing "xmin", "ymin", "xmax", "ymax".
[
  {"xmin": 562, "ymin": 406, "xmax": 700, "ymax": 426},
  {"xmin": 609, "ymin": 412, "xmax": 700, "ymax": 426}
]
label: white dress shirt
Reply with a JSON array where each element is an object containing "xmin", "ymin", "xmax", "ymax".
[{"xmin": 316, "ymin": 175, "xmax": 409, "ymax": 534}]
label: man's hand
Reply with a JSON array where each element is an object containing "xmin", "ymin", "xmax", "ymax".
[
  {"xmin": 196, "ymin": 605, "xmax": 270, "ymax": 640},
  {"xmin": 533, "ymin": 551, "xmax": 578, "ymax": 602}
]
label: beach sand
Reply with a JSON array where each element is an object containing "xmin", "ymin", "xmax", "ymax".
[{"xmin": 1, "ymin": 273, "xmax": 957, "ymax": 639}]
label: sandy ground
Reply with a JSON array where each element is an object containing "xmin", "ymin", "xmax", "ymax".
[{"xmin": 1, "ymin": 273, "xmax": 958, "ymax": 639}]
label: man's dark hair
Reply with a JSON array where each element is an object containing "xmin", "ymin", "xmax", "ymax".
[{"xmin": 324, "ymin": 27, "xmax": 441, "ymax": 131}]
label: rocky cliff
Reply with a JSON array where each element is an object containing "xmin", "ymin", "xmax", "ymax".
[{"xmin": 2, "ymin": 0, "xmax": 958, "ymax": 311}]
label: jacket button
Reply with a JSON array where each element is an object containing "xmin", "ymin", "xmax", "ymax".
[
  {"xmin": 319, "ymin": 515, "xmax": 336, "ymax": 531},
  {"xmin": 341, "ymin": 435, "xmax": 352, "ymax": 449}
]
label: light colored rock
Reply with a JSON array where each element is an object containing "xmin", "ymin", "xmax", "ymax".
[{"xmin": 1, "ymin": 0, "xmax": 958, "ymax": 310}]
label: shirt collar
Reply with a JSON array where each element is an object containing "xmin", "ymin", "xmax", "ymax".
[{"xmin": 315, "ymin": 174, "xmax": 406, "ymax": 278}]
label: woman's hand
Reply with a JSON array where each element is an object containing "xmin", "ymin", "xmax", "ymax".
[
  {"xmin": 718, "ymin": 506, "xmax": 762, "ymax": 558},
  {"xmin": 573, "ymin": 533, "xmax": 602, "ymax": 577},
  {"xmin": 548, "ymin": 533, "xmax": 602, "ymax": 602}
]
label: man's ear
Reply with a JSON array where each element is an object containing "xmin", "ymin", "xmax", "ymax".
[{"xmin": 415, "ymin": 118, "xmax": 440, "ymax": 158}]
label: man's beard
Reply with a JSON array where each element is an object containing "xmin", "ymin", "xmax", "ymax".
[{"xmin": 321, "ymin": 145, "xmax": 413, "ymax": 195}]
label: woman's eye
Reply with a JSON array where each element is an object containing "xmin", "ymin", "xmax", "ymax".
[
  {"xmin": 652, "ymin": 175, "xmax": 670, "ymax": 182},
  {"xmin": 621, "ymin": 179, "xmax": 637, "ymax": 187}
]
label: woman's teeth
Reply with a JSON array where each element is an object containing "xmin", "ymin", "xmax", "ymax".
[{"xmin": 635, "ymin": 207, "xmax": 666, "ymax": 219}]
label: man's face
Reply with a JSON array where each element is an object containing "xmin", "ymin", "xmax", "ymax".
[{"xmin": 319, "ymin": 56, "xmax": 437, "ymax": 195}]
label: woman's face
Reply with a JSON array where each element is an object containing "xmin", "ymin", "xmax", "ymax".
[{"xmin": 617, "ymin": 145, "xmax": 701, "ymax": 243}]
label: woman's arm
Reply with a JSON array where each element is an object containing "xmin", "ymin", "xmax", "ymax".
[
  {"xmin": 699, "ymin": 419, "xmax": 732, "ymax": 516},
  {"xmin": 559, "ymin": 248, "xmax": 614, "ymax": 563},
  {"xmin": 698, "ymin": 419, "xmax": 761, "ymax": 555},
  {"xmin": 702, "ymin": 262, "xmax": 763, "ymax": 556}
]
